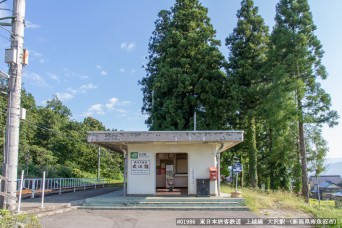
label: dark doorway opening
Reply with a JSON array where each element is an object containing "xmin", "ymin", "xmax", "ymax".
[{"xmin": 156, "ymin": 153, "xmax": 188, "ymax": 196}]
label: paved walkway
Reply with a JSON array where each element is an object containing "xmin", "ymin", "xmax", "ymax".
[
  {"xmin": 41, "ymin": 209, "xmax": 263, "ymax": 228},
  {"xmin": 19, "ymin": 187, "xmax": 119, "ymax": 212}
]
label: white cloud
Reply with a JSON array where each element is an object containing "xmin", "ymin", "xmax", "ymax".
[
  {"xmin": 47, "ymin": 72, "xmax": 60, "ymax": 83},
  {"xmin": 115, "ymin": 109, "xmax": 128, "ymax": 114},
  {"xmin": 56, "ymin": 92, "xmax": 74, "ymax": 101},
  {"xmin": 105, "ymin": 97, "xmax": 130, "ymax": 110},
  {"xmin": 67, "ymin": 88, "xmax": 78, "ymax": 95},
  {"xmin": 89, "ymin": 104, "xmax": 105, "ymax": 115},
  {"xmin": 105, "ymin": 97, "xmax": 119, "ymax": 109},
  {"xmin": 29, "ymin": 50, "xmax": 46, "ymax": 64},
  {"xmin": 83, "ymin": 104, "xmax": 105, "ymax": 116},
  {"xmin": 120, "ymin": 42, "xmax": 136, "ymax": 51},
  {"xmin": 120, "ymin": 68, "xmax": 125, "ymax": 73},
  {"xmin": 63, "ymin": 67, "xmax": 90, "ymax": 80},
  {"xmin": 118, "ymin": 101, "xmax": 131, "ymax": 106},
  {"xmin": 25, "ymin": 20, "xmax": 41, "ymax": 29},
  {"xmin": 63, "ymin": 68, "xmax": 77, "ymax": 77},
  {"xmin": 82, "ymin": 97, "xmax": 130, "ymax": 117},
  {"xmin": 96, "ymin": 64, "xmax": 108, "ymax": 76},
  {"xmin": 23, "ymin": 72, "xmax": 50, "ymax": 88},
  {"xmin": 79, "ymin": 83, "xmax": 97, "ymax": 91},
  {"xmin": 55, "ymin": 83, "xmax": 98, "ymax": 101}
]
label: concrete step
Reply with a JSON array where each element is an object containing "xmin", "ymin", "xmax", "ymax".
[
  {"xmin": 133, "ymin": 201, "xmax": 240, "ymax": 205},
  {"xmin": 19, "ymin": 203, "xmax": 71, "ymax": 214},
  {"xmin": 19, "ymin": 203, "xmax": 73, "ymax": 217},
  {"xmin": 35, "ymin": 207, "xmax": 74, "ymax": 218},
  {"xmin": 84, "ymin": 197, "xmax": 245, "ymax": 204},
  {"xmin": 83, "ymin": 201, "xmax": 241, "ymax": 206},
  {"xmin": 77, "ymin": 205, "xmax": 250, "ymax": 211},
  {"xmin": 80, "ymin": 196, "xmax": 248, "ymax": 211}
]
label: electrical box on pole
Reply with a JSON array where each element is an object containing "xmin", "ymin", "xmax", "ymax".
[
  {"xmin": 5, "ymin": 49, "xmax": 17, "ymax": 64},
  {"xmin": 20, "ymin": 108, "xmax": 26, "ymax": 120},
  {"xmin": 23, "ymin": 49, "xmax": 29, "ymax": 65}
]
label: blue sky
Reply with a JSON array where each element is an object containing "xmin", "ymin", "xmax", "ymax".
[{"xmin": 0, "ymin": 0, "xmax": 341, "ymax": 158}]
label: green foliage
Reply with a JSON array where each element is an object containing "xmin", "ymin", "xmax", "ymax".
[
  {"xmin": 305, "ymin": 125, "xmax": 328, "ymax": 176},
  {"xmin": 0, "ymin": 0, "xmax": 337, "ymax": 199},
  {"xmin": 0, "ymin": 93, "xmax": 7, "ymax": 164},
  {"xmin": 140, "ymin": 0, "xmax": 227, "ymax": 130},
  {"xmin": 0, "ymin": 210, "xmax": 41, "ymax": 228},
  {"xmin": 0, "ymin": 90, "xmax": 123, "ymax": 179},
  {"xmin": 268, "ymin": 0, "xmax": 339, "ymax": 199},
  {"xmin": 226, "ymin": 0, "xmax": 270, "ymax": 187},
  {"xmin": 221, "ymin": 0, "xmax": 338, "ymax": 193}
]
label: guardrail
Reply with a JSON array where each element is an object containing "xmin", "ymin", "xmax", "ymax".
[{"xmin": 16, "ymin": 178, "xmax": 110, "ymax": 198}]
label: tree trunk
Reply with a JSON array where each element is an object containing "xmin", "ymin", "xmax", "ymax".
[
  {"xmin": 239, "ymin": 154, "xmax": 244, "ymax": 187},
  {"xmin": 293, "ymin": 146, "xmax": 302, "ymax": 194},
  {"xmin": 247, "ymin": 115, "xmax": 258, "ymax": 187},
  {"xmin": 298, "ymin": 98, "xmax": 309, "ymax": 203}
]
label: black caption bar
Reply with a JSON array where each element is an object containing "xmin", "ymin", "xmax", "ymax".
[{"xmin": 176, "ymin": 218, "xmax": 337, "ymax": 226}]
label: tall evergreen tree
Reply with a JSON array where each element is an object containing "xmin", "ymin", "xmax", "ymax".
[
  {"xmin": 225, "ymin": 0, "xmax": 270, "ymax": 187},
  {"xmin": 140, "ymin": 0, "xmax": 227, "ymax": 130},
  {"xmin": 270, "ymin": 0, "xmax": 338, "ymax": 201}
]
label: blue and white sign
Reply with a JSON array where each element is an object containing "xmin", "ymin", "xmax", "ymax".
[{"xmin": 233, "ymin": 163, "xmax": 243, "ymax": 173}]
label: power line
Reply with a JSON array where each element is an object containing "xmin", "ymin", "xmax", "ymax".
[
  {"xmin": 0, "ymin": 33, "xmax": 10, "ymax": 41},
  {"xmin": 0, "ymin": 24, "xmax": 12, "ymax": 34},
  {"xmin": 0, "ymin": 108, "xmax": 87, "ymax": 143}
]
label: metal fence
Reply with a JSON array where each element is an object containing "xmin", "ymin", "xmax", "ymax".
[{"xmin": 16, "ymin": 178, "xmax": 109, "ymax": 196}]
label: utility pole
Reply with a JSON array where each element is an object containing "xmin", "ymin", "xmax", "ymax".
[
  {"xmin": 4, "ymin": 0, "xmax": 26, "ymax": 211},
  {"xmin": 97, "ymin": 147, "xmax": 101, "ymax": 181}
]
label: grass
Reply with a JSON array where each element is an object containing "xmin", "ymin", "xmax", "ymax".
[
  {"xmin": 106, "ymin": 179, "xmax": 124, "ymax": 187},
  {"xmin": 309, "ymin": 199, "xmax": 335, "ymax": 207},
  {"xmin": 221, "ymin": 185, "xmax": 342, "ymax": 227},
  {"xmin": 0, "ymin": 210, "xmax": 41, "ymax": 228}
]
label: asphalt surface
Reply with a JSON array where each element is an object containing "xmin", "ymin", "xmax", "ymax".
[
  {"xmin": 41, "ymin": 209, "xmax": 265, "ymax": 228},
  {"xmin": 20, "ymin": 187, "xmax": 311, "ymax": 228}
]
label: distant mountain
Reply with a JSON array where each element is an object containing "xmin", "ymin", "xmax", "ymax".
[
  {"xmin": 326, "ymin": 157, "xmax": 342, "ymax": 164},
  {"xmin": 323, "ymin": 162, "xmax": 342, "ymax": 178},
  {"xmin": 308, "ymin": 158, "xmax": 342, "ymax": 179}
]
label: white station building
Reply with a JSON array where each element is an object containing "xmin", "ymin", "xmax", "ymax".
[{"xmin": 87, "ymin": 131, "xmax": 243, "ymax": 196}]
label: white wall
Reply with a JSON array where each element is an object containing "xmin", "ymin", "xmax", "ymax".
[{"xmin": 127, "ymin": 143, "xmax": 217, "ymax": 195}]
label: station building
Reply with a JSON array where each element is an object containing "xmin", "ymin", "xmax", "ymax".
[{"xmin": 87, "ymin": 131, "xmax": 243, "ymax": 196}]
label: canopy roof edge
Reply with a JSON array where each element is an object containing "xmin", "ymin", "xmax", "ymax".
[{"xmin": 87, "ymin": 131, "xmax": 244, "ymax": 153}]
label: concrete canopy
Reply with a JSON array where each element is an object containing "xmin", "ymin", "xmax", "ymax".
[{"xmin": 87, "ymin": 131, "xmax": 244, "ymax": 153}]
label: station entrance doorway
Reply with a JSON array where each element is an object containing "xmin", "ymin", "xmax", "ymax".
[{"xmin": 155, "ymin": 153, "xmax": 188, "ymax": 196}]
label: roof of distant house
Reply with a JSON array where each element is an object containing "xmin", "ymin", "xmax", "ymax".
[
  {"xmin": 333, "ymin": 191, "xmax": 342, "ymax": 197},
  {"xmin": 309, "ymin": 175, "xmax": 342, "ymax": 185},
  {"xmin": 318, "ymin": 181, "xmax": 341, "ymax": 189}
]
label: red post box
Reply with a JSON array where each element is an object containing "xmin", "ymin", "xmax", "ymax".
[{"xmin": 209, "ymin": 167, "xmax": 217, "ymax": 181}]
